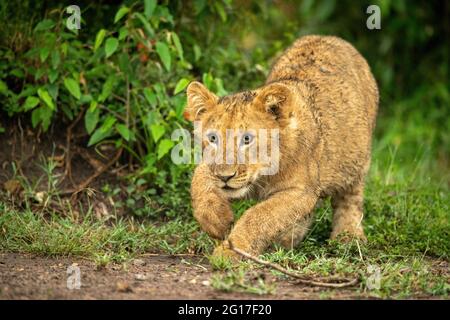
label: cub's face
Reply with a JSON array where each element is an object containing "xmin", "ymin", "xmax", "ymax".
[{"xmin": 186, "ymin": 81, "xmax": 299, "ymax": 198}]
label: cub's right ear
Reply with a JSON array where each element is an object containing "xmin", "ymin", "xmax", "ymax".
[
  {"xmin": 184, "ymin": 81, "xmax": 218, "ymax": 121},
  {"xmin": 255, "ymin": 82, "xmax": 293, "ymax": 121}
]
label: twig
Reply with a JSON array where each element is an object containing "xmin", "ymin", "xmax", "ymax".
[
  {"xmin": 181, "ymin": 259, "xmax": 208, "ymax": 271},
  {"xmin": 96, "ymin": 104, "xmax": 127, "ymax": 123},
  {"xmin": 112, "ymin": 93, "xmax": 127, "ymax": 104},
  {"xmin": 76, "ymin": 147, "xmax": 105, "ymax": 171},
  {"xmin": 60, "ymin": 109, "xmax": 85, "ymax": 188},
  {"xmin": 228, "ymin": 241, "xmax": 359, "ymax": 288},
  {"xmin": 124, "ymin": 75, "xmax": 133, "ymax": 170},
  {"xmin": 60, "ymin": 148, "xmax": 123, "ymax": 196}
]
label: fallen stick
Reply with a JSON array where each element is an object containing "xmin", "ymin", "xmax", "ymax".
[
  {"xmin": 60, "ymin": 148, "xmax": 123, "ymax": 196},
  {"xmin": 229, "ymin": 242, "xmax": 359, "ymax": 288},
  {"xmin": 62, "ymin": 108, "xmax": 86, "ymax": 188}
]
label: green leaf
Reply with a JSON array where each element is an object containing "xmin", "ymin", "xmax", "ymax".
[
  {"xmin": 94, "ymin": 29, "xmax": 106, "ymax": 52},
  {"xmin": 143, "ymin": 111, "xmax": 157, "ymax": 126},
  {"xmin": 63, "ymin": 78, "xmax": 81, "ymax": 100},
  {"xmin": 31, "ymin": 108, "xmax": 40, "ymax": 128},
  {"xmin": 202, "ymin": 72, "xmax": 214, "ymax": 90},
  {"xmin": 41, "ymin": 108, "xmax": 53, "ymax": 132},
  {"xmin": 214, "ymin": 2, "xmax": 227, "ymax": 22},
  {"xmin": 31, "ymin": 105, "xmax": 53, "ymax": 131},
  {"xmin": 102, "ymin": 116, "xmax": 117, "ymax": 132},
  {"xmin": 144, "ymin": 0, "xmax": 157, "ymax": 18},
  {"xmin": 116, "ymin": 124, "xmax": 131, "ymax": 141},
  {"xmin": 150, "ymin": 124, "xmax": 165, "ymax": 143},
  {"xmin": 40, "ymin": 47, "xmax": 50, "ymax": 62},
  {"xmin": 157, "ymin": 139, "xmax": 175, "ymax": 159},
  {"xmin": 99, "ymin": 77, "xmax": 115, "ymax": 102},
  {"xmin": 10, "ymin": 69, "xmax": 24, "ymax": 78},
  {"xmin": 34, "ymin": 19, "xmax": 55, "ymax": 32},
  {"xmin": 51, "ymin": 51, "xmax": 60, "ymax": 68},
  {"xmin": 193, "ymin": 44, "xmax": 201, "ymax": 61},
  {"xmin": 35, "ymin": 68, "xmax": 45, "ymax": 81},
  {"xmin": 155, "ymin": 41, "xmax": 171, "ymax": 71},
  {"xmin": 316, "ymin": 0, "xmax": 336, "ymax": 22},
  {"xmin": 134, "ymin": 13, "xmax": 154, "ymax": 37},
  {"xmin": 23, "ymin": 96, "xmax": 40, "ymax": 111},
  {"xmin": 105, "ymin": 37, "xmax": 119, "ymax": 58},
  {"xmin": 0, "ymin": 80, "xmax": 8, "ymax": 94},
  {"xmin": 18, "ymin": 87, "xmax": 34, "ymax": 98},
  {"xmin": 174, "ymin": 78, "xmax": 190, "ymax": 95},
  {"xmin": 89, "ymin": 100, "xmax": 98, "ymax": 112},
  {"xmin": 37, "ymin": 88, "xmax": 55, "ymax": 110},
  {"xmin": 118, "ymin": 27, "xmax": 128, "ymax": 41},
  {"xmin": 215, "ymin": 78, "xmax": 228, "ymax": 96},
  {"xmin": 114, "ymin": 6, "xmax": 130, "ymax": 23},
  {"xmin": 61, "ymin": 105, "xmax": 73, "ymax": 120},
  {"xmin": 48, "ymin": 70, "xmax": 58, "ymax": 83},
  {"xmin": 87, "ymin": 116, "xmax": 116, "ymax": 147},
  {"xmin": 171, "ymin": 32, "xmax": 184, "ymax": 60},
  {"xmin": 47, "ymin": 83, "xmax": 59, "ymax": 101},
  {"xmin": 173, "ymin": 95, "xmax": 187, "ymax": 118},
  {"xmin": 80, "ymin": 94, "xmax": 93, "ymax": 104},
  {"xmin": 194, "ymin": 0, "xmax": 207, "ymax": 15},
  {"xmin": 85, "ymin": 108, "xmax": 100, "ymax": 134},
  {"xmin": 118, "ymin": 53, "xmax": 131, "ymax": 75},
  {"xmin": 61, "ymin": 42, "xmax": 68, "ymax": 56},
  {"xmin": 143, "ymin": 88, "xmax": 157, "ymax": 106},
  {"xmin": 88, "ymin": 127, "xmax": 112, "ymax": 146}
]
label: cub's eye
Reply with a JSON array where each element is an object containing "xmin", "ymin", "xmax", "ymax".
[
  {"xmin": 207, "ymin": 132, "xmax": 219, "ymax": 144},
  {"xmin": 241, "ymin": 133, "xmax": 255, "ymax": 146}
]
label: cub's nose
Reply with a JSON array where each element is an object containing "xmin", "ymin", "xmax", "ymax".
[{"xmin": 217, "ymin": 172, "xmax": 236, "ymax": 183}]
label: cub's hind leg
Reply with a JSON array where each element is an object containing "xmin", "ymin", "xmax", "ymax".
[
  {"xmin": 331, "ymin": 179, "xmax": 367, "ymax": 242},
  {"xmin": 276, "ymin": 213, "xmax": 315, "ymax": 250}
]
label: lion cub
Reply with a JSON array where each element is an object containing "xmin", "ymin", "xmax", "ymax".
[{"xmin": 185, "ymin": 35, "xmax": 378, "ymax": 259}]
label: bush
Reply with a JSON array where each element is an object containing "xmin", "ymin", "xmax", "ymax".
[{"xmin": 0, "ymin": 1, "xmax": 239, "ymax": 215}]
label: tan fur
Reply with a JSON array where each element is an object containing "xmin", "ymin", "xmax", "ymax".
[{"xmin": 185, "ymin": 35, "xmax": 378, "ymax": 258}]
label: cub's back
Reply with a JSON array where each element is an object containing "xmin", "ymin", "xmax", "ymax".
[
  {"xmin": 268, "ymin": 35, "xmax": 379, "ymax": 191},
  {"xmin": 267, "ymin": 35, "xmax": 378, "ymax": 129}
]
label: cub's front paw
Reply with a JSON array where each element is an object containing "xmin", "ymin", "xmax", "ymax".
[
  {"xmin": 211, "ymin": 241, "xmax": 241, "ymax": 263},
  {"xmin": 194, "ymin": 207, "xmax": 234, "ymax": 240},
  {"xmin": 330, "ymin": 227, "xmax": 367, "ymax": 243}
]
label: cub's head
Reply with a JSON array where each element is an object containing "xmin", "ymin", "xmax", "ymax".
[{"xmin": 185, "ymin": 81, "xmax": 309, "ymax": 198}]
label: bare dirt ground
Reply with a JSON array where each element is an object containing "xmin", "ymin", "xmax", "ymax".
[
  {"xmin": 0, "ymin": 253, "xmax": 373, "ymax": 300},
  {"xmin": 0, "ymin": 118, "xmax": 117, "ymax": 191},
  {"xmin": 0, "ymin": 118, "xmax": 137, "ymax": 218}
]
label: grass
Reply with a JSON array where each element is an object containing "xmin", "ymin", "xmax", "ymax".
[
  {"xmin": 0, "ymin": 204, "xmax": 213, "ymax": 265},
  {"xmin": 0, "ymin": 106, "xmax": 449, "ymax": 298},
  {"xmin": 210, "ymin": 268, "xmax": 277, "ymax": 295}
]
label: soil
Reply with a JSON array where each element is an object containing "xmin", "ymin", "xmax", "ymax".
[
  {"xmin": 0, "ymin": 117, "xmax": 121, "ymax": 190},
  {"xmin": 0, "ymin": 252, "xmax": 376, "ymax": 300}
]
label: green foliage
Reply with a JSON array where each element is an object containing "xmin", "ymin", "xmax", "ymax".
[{"xmin": 0, "ymin": 1, "xmax": 233, "ymax": 218}]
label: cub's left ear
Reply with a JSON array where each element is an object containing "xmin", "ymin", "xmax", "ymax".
[
  {"xmin": 184, "ymin": 81, "xmax": 218, "ymax": 122},
  {"xmin": 255, "ymin": 83, "xmax": 293, "ymax": 120}
]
